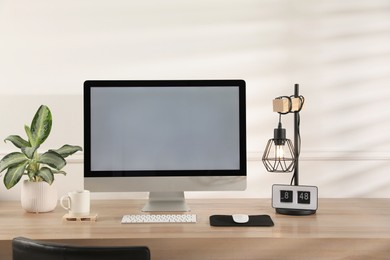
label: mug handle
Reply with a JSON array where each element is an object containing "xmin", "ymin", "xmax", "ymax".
[{"xmin": 60, "ymin": 195, "xmax": 71, "ymax": 210}]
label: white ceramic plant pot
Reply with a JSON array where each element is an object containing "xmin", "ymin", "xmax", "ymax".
[{"xmin": 21, "ymin": 180, "xmax": 58, "ymax": 213}]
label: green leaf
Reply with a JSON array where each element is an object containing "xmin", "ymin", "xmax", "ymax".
[
  {"xmin": 0, "ymin": 152, "xmax": 28, "ymax": 173},
  {"xmin": 27, "ymin": 170, "xmax": 36, "ymax": 180},
  {"xmin": 24, "ymin": 125, "xmax": 34, "ymax": 145},
  {"xmin": 22, "ymin": 146, "xmax": 39, "ymax": 159},
  {"xmin": 4, "ymin": 161, "xmax": 29, "ymax": 189},
  {"xmin": 51, "ymin": 169, "xmax": 67, "ymax": 176},
  {"xmin": 36, "ymin": 167, "xmax": 54, "ymax": 184},
  {"xmin": 30, "ymin": 105, "xmax": 52, "ymax": 147},
  {"xmin": 50, "ymin": 144, "xmax": 82, "ymax": 158},
  {"xmin": 4, "ymin": 135, "xmax": 30, "ymax": 149},
  {"xmin": 39, "ymin": 151, "xmax": 66, "ymax": 170}
]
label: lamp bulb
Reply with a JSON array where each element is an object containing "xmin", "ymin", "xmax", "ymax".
[{"xmin": 276, "ymin": 145, "xmax": 285, "ymax": 159}]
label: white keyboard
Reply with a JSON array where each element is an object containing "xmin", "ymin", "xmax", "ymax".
[{"xmin": 121, "ymin": 214, "xmax": 197, "ymax": 224}]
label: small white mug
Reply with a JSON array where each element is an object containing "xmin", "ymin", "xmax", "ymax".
[{"xmin": 60, "ymin": 190, "xmax": 90, "ymax": 216}]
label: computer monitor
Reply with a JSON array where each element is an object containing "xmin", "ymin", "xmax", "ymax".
[{"xmin": 84, "ymin": 80, "xmax": 246, "ymax": 212}]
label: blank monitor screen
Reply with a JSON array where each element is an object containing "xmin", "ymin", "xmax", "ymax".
[{"xmin": 91, "ymin": 87, "xmax": 239, "ymax": 172}]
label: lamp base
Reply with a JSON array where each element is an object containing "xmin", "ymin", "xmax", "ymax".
[{"xmin": 275, "ymin": 208, "xmax": 316, "ymax": 216}]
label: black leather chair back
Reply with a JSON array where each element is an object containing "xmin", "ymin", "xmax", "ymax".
[{"xmin": 12, "ymin": 237, "xmax": 150, "ymax": 260}]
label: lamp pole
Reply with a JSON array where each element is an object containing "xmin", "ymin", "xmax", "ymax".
[{"xmin": 294, "ymin": 84, "xmax": 299, "ymax": 186}]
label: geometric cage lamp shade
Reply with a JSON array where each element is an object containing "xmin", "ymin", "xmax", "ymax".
[{"xmin": 262, "ymin": 121, "xmax": 296, "ymax": 173}]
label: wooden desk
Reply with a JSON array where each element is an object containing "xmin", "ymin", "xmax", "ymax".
[{"xmin": 1, "ymin": 199, "xmax": 389, "ymax": 259}]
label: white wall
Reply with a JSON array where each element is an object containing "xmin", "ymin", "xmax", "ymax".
[{"xmin": 1, "ymin": 0, "xmax": 390, "ymax": 201}]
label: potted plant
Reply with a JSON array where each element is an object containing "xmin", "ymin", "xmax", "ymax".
[{"xmin": 0, "ymin": 105, "xmax": 82, "ymax": 213}]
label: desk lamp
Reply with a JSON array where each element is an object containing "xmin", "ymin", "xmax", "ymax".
[{"xmin": 262, "ymin": 84, "xmax": 317, "ymax": 216}]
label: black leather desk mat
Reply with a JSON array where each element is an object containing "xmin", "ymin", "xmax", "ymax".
[{"xmin": 210, "ymin": 215, "xmax": 274, "ymax": 227}]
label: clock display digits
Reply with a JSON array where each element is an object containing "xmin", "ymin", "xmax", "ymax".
[
  {"xmin": 280, "ymin": 190, "xmax": 293, "ymax": 203},
  {"xmin": 297, "ymin": 191, "xmax": 310, "ymax": 204}
]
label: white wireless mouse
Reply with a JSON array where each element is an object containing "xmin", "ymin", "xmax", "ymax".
[{"xmin": 232, "ymin": 214, "xmax": 249, "ymax": 224}]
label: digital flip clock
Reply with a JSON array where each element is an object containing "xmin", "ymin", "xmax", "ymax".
[{"xmin": 272, "ymin": 184, "xmax": 318, "ymax": 215}]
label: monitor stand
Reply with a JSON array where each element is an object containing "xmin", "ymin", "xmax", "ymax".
[{"xmin": 142, "ymin": 192, "xmax": 191, "ymax": 212}]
